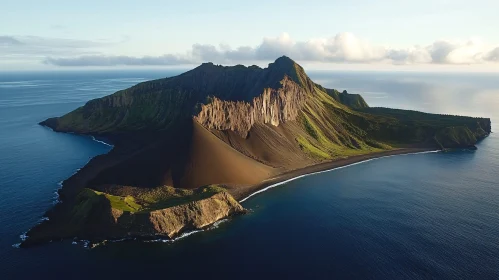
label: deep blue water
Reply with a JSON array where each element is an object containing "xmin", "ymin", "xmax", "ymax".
[{"xmin": 1, "ymin": 70, "xmax": 498, "ymax": 279}]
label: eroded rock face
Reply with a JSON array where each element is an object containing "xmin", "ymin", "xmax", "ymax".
[
  {"xmin": 195, "ymin": 76, "xmax": 308, "ymax": 138},
  {"xmin": 111, "ymin": 191, "xmax": 245, "ymax": 238}
]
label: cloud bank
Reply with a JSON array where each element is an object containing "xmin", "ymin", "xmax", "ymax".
[{"xmin": 6, "ymin": 33, "xmax": 499, "ymax": 67}]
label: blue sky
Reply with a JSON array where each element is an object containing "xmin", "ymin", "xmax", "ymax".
[{"xmin": 2, "ymin": 0, "xmax": 499, "ymax": 70}]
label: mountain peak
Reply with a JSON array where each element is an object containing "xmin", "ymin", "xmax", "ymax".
[
  {"xmin": 266, "ymin": 56, "xmax": 309, "ymax": 89},
  {"xmin": 273, "ymin": 55, "xmax": 296, "ymax": 65}
]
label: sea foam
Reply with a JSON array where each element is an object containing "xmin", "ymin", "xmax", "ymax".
[{"xmin": 90, "ymin": 136, "xmax": 114, "ymax": 147}]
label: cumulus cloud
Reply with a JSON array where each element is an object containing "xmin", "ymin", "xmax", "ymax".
[
  {"xmin": 485, "ymin": 47, "xmax": 499, "ymax": 61},
  {"xmin": 36, "ymin": 32, "xmax": 499, "ymax": 66}
]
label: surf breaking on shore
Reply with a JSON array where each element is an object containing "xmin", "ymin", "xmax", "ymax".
[
  {"xmin": 90, "ymin": 136, "xmax": 114, "ymax": 147},
  {"xmin": 68, "ymin": 218, "xmax": 230, "ymax": 248},
  {"xmin": 239, "ymin": 149, "xmax": 440, "ymax": 203},
  {"xmin": 14, "ymin": 149, "xmax": 440, "ymax": 248}
]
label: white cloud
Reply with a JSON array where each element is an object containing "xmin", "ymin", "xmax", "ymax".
[
  {"xmin": 485, "ymin": 47, "xmax": 499, "ymax": 61},
  {"xmin": 35, "ymin": 32, "xmax": 499, "ymax": 66}
]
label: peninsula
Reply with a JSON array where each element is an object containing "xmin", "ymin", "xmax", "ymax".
[{"xmin": 22, "ymin": 56, "xmax": 491, "ymax": 247}]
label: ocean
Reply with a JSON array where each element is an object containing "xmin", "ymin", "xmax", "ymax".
[{"xmin": 0, "ymin": 70, "xmax": 497, "ymax": 279}]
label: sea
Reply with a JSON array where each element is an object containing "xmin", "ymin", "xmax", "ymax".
[{"xmin": 0, "ymin": 69, "xmax": 497, "ymax": 279}]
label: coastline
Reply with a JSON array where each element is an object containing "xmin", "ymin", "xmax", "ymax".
[
  {"xmin": 18, "ymin": 145, "xmax": 437, "ymax": 248},
  {"xmin": 230, "ymin": 148, "xmax": 438, "ymax": 202}
]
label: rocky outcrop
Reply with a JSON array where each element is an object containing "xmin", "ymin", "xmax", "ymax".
[
  {"xmin": 434, "ymin": 122, "xmax": 491, "ymax": 149},
  {"xmin": 110, "ymin": 192, "xmax": 244, "ymax": 238},
  {"xmin": 21, "ymin": 191, "xmax": 245, "ymax": 247},
  {"xmin": 195, "ymin": 76, "xmax": 308, "ymax": 138}
]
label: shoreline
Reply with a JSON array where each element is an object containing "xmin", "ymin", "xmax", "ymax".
[
  {"xmin": 232, "ymin": 148, "xmax": 438, "ymax": 203},
  {"xmin": 19, "ymin": 141, "xmax": 436, "ymax": 248}
]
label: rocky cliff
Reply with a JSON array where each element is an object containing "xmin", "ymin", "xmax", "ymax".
[
  {"xmin": 110, "ymin": 191, "xmax": 244, "ymax": 238},
  {"xmin": 21, "ymin": 188, "xmax": 245, "ymax": 247},
  {"xmin": 195, "ymin": 76, "xmax": 308, "ymax": 138}
]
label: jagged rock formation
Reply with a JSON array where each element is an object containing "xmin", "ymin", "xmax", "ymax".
[
  {"xmin": 111, "ymin": 191, "xmax": 244, "ymax": 238},
  {"xmin": 25, "ymin": 56, "xmax": 492, "ymax": 247},
  {"xmin": 195, "ymin": 76, "xmax": 307, "ymax": 138}
]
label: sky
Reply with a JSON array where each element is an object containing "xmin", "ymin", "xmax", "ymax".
[{"xmin": 2, "ymin": 0, "xmax": 499, "ymax": 71}]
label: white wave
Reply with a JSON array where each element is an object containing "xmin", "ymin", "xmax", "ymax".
[
  {"xmin": 239, "ymin": 150, "xmax": 440, "ymax": 203},
  {"xmin": 210, "ymin": 219, "xmax": 228, "ymax": 229},
  {"xmin": 144, "ymin": 239, "xmax": 170, "ymax": 243},
  {"xmin": 68, "ymin": 218, "xmax": 229, "ymax": 247},
  {"xmin": 12, "ymin": 243, "xmax": 21, "ymax": 248},
  {"xmin": 145, "ymin": 229, "xmax": 204, "ymax": 243},
  {"xmin": 90, "ymin": 136, "xmax": 114, "ymax": 147},
  {"xmin": 175, "ymin": 230, "xmax": 203, "ymax": 240},
  {"xmin": 19, "ymin": 232, "xmax": 28, "ymax": 241},
  {"xmin": 107, "ymin": 237, "xmax": 131, "ymax": 243},
  {"xmin": 52, "ymin": 181, "xmax": 63, "ymax": 204}
]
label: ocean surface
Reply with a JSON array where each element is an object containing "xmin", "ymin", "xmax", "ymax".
[{"xmin": 0, "ymin": 70, "xmax": 497, "ymax": 279}]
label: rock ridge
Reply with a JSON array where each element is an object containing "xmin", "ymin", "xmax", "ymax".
[
  {"xmin": 194, "ymin": 76, "xmax": 308, "ymax": 137},
  {"xmin": 110, "ymin": 191, "xmax": 245, "ymax": 238}
]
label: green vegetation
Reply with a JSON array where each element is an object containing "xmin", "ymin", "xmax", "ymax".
[
  {"xmin": 93, "ymin": 190, "xmax": 142, "ymax": 212},
  {"xmin": 133, "ymin": 184, "xmax": 226, "ymax": 210},
  {"xmin": 435, "ymin": 126, "xmax": 477, "ymax": 149},
  {"xmin": 70, "ymin": 189, "xmax": 105, "ymax": 224},
  {"xmin": 314, "ymin": 84, "xmax": 369, "ymax": 109},
  {"xmin": 302, "ymin": 114, "xmax": 320, "ymax": 140},
  {"xmin": 296, "ymin": 87, "xmax": 388, "ymax": 160},
  {"xmin": 296, "ymin": 136, "xmax": 331, "ymax": 159},
  {"xmin": 73, "ymin": 185, "xmax": 228, "ymax": 215},
  {"xmin": 357, "ymin": 107, "xmax": 490, "ymax": 147}
]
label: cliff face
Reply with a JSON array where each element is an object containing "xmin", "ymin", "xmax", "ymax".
[
  {"xmin": 21, "ymin": 190, "xmax": 245, "ymax": 247},
  {"xmin": 40, "ymin": 56, "xmax": 310, "ymax": 136},
  {"xmin": 479, "ymin": 118, "xmax": 492, "ymax": 136},
  {"xmin": 195, "ymin": 76, "xmax": 307, "ymax": 138},
  {"xmin": 110, "ymin": 192, "xmax": 244, "ymax": 238}
]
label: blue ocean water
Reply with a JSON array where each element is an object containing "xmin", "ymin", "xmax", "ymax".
[{"xmin": 0, "ymin": 70, "xmax": 497, "ymax": 279}]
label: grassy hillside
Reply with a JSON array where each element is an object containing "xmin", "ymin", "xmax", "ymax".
[{"xmin": 74, "ymin": 185, "xmax": 227, "ymax": 215}]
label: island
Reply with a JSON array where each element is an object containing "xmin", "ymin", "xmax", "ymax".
[{"xmin": 21, "ymin": 56, "xmax": 491, "ymax": 247}]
